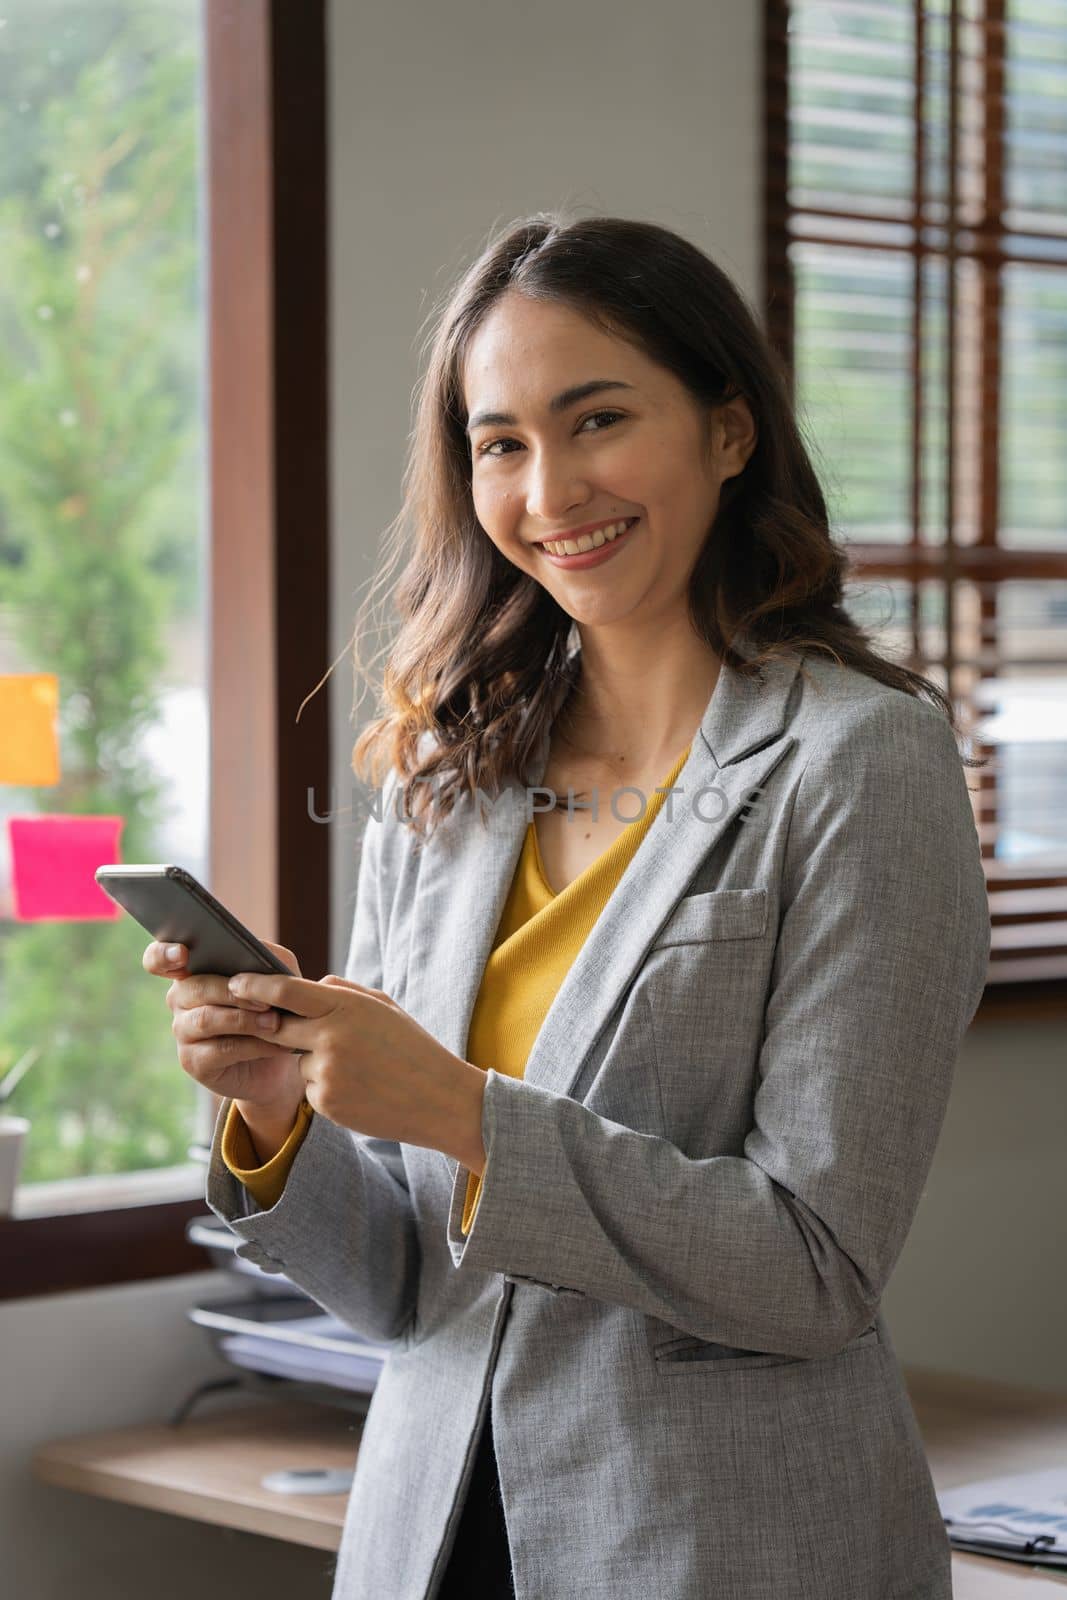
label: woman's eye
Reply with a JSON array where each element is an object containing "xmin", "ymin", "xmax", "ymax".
[{"xmin": 476, "ymin": 409, "xmax": 624, "ymax": 459}]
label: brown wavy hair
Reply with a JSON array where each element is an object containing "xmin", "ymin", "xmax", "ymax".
[{"xmin": 326, "ymin": 211, "xmax": 981, "ymax": 845}]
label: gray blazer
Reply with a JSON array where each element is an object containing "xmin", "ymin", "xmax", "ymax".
[{"xmin": 206, "ymin": 640, "xmax": 990, "ymax": 1600}]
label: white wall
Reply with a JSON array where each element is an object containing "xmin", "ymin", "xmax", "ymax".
[{"xmin": 6, "ymin": 0, "xmax": 1064, "ymax": 1595}]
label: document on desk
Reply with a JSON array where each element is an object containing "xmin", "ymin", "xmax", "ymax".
[{"xmin": 938, "ymin": 1467, "xmax": 1067, "ymax": 1567}]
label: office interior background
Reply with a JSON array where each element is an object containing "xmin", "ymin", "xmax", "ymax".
[{"xmin": 0, "ymin": 0, "xmax": 1064, "ymax": 1595}]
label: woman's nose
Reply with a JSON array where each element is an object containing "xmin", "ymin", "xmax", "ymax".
[{"xmin": 523, "ymin": 467, "xmax": 591, "ymax": 525}]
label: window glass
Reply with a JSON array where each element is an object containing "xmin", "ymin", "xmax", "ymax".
[{"xmin": 0, "ymin": 0, "xmax": 207, "ymax": 1182}]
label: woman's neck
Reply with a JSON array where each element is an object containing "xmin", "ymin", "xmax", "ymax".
[{"xmin": 554, "ymin": 650, "xmax": 721, "ymax": 771}]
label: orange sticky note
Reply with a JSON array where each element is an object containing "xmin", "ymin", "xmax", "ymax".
[
  {"xmin": 7, "ymin": 814, "xmax": 125, "ymax": 921},
  {"xmin": 0, "ymin": 674, "xmax": 60, "ymax": 785}
]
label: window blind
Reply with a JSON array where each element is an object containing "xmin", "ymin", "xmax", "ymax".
[{"xmin": 764, "ymin": 0, "xmax": 1067, "ymax": 991}]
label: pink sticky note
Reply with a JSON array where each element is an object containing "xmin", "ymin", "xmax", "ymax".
[{"xmin": 7, "ymin": 814, "xmax": 125, "ymax": 921}]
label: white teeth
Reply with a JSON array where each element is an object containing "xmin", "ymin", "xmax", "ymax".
[{"xmin": 542, "ymin": 519, "xmax": 632, "ymax": 556}]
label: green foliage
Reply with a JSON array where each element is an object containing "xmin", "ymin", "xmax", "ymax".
[{"xmin": 0, "ymin": 1, "xmax": 204, "ymax": 1181}]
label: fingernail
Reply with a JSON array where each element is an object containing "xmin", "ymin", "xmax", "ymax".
[
  {"xmin": 164, "ymin": 944, "xmax": 182, "ymax": 963},
  {"xmin": 257, "ymin": 1010, "xmax": 279, "ymax": 1029}
]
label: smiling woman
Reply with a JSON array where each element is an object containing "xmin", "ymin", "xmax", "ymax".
[
  {"xmin": 342, "ymin": 213, "xmax": 983, "ymax": 847},
  {"xmin": 203, "ymin": 213, "xmax": 991, "ymax": 1600}
]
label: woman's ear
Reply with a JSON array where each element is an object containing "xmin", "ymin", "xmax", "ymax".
[{"xmin": 718, "ymin": 393, "xmax": 758, "ymax": 482}]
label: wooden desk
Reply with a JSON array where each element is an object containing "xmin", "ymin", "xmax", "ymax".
[
  {"xmin": 31, "ymin": 1371, "xmax": 1067, "ymax": 1591},
  {"xmin": 32, "ymin": 1398, "xmax": 360, "ymax": 1553}
]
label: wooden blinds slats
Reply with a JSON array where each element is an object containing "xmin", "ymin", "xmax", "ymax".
[{"xmin": 764, "ymin": 0, "xmax": 1067, "ymax": 996}]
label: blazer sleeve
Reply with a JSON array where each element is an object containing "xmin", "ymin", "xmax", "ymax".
[
  {"xmin": 204, "ymin": 771, "xmax": 421, "ymax": 1344},
  {"xmin": 445, "ymin": 695, "xmax": 991, "ymax": 1359}
]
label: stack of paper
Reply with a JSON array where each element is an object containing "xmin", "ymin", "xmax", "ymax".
[
  {"xmin": 219, "ymin": 1332, "xmax": 384, "ymax": 1393},
  {"xmin": 189, "ymin": 1298, "xmax": 394, "ymax": 1398}
]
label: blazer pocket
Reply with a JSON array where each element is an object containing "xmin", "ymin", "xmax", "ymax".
[
  {"xmin": 652, "ymin": 1324, "xmax": 880, "ymax": 1377},
  {"xmin": 650, "ymin": 887, "xmax": 768, "ymax": 949}
]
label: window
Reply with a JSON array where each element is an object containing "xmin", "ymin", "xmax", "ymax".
[
  {"xmin": 0, "ymin": 3, "xmax": 207, "ymax": 1193},
  {"xmin": 765, "ymin": 0, "xmax": 1067, "ymax": 1000},
  {"xmin": 0, "ymin": 0, "xmax": 330, "ymax": 1297}
]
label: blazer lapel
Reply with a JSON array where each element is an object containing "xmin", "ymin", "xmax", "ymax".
[
  {"xmin": 406, "ymin": 641, "xmax": 803, "ymax": 1186},
  {"xmin": 404, "ymin": 671, "xmax": 572, "ymax": 1119}
]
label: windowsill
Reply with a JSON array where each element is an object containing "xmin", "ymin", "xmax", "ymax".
[{"xmin": 11, "ymin": 1163, "xmax": 206, "ymax": 1221}]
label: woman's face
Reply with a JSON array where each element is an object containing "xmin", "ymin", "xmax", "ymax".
[{"xmin": 462, "ymin": 291, "xmax": 755, "ymax": 631}]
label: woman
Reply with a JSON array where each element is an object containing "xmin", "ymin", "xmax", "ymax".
[{"xmin": 146, "ymin": 214, "xmax": 990, "ymax": 1599}]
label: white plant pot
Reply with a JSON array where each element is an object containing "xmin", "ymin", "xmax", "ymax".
[{"xmin": 0, "ymin": 1116, "xmax": 30, "ymax": 1216}]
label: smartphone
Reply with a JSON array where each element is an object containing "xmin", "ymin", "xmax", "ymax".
[{"xmin": 95, "ymin": 864, "xmax": 302, "ymax": 1020}]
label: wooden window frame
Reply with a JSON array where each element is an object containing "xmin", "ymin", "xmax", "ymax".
[
  {"xmin": 0, "ymin": 0, "xmax": 331, "ymax": 1301},
  {"xmin": 763, "ymin": 0, "xmax": 1067, "ymax": 1023}
]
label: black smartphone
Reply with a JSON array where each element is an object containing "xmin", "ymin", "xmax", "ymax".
[{"xmin": 95, "ymin": 864, "xmax": 302, "ymax": 1019}]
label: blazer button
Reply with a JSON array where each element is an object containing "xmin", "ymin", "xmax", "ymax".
[{"xmin": 236, "ymin": 1242, "xmax": 281, "ymax": 1272}]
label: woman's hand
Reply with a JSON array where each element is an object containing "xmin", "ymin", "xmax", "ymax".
[
  {"xmin": 223, "ymin": 970, "xmax": 488, "ymax": 1172},
  {"xmin": 142, "ymin": 938, "xmax": 306, "ymax": 1119}
]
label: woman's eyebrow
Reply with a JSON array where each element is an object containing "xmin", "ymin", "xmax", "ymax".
[{"xmin": 465, "ymin": 379, "xmax": 635, "ymax": 435}]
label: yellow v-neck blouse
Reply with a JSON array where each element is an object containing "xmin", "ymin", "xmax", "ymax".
[{"xmin": 222, "ymin": 743, "xmax": 694, "ymax": 1228}]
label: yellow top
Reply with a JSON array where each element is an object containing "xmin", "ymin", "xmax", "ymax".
[
  {"xmin": 222, "ymin": 743, "xmax": 694, "ymax": 1225},
  {"xmin": 221, "ymin": 1094, "xmax": 314, "ymax": 1209}
]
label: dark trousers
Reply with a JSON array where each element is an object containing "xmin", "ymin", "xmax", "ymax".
[{"xmin": 436, "ymin": 1403, "xmax": 516, "ymax": 1598}]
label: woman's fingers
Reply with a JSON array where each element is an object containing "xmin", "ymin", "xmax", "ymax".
[
  {"xmin": 144, "ymin": 941, "xmax": 299, "ymax": 1009},
  {"xmin": 143, "ymin": 939, "xmax": 187, "ymax": 975},
  {"xmin": 144, "ymin": 948, "xmax": 274, "ymax": 1014},
  {"xmin": 177, "ymin": 1032, "xmax": 303, "ymax": 1097},
  {"xmin": 168, "ymin": 974, "xmax": 274, "ymax": 1015},
  {"xmin": 171, "ymin": 1001, "xmax": 281, "ymax": 1044},
  {"xmin": 143, "ymin": 938, "xmax": 306, "ymax": 1106}
]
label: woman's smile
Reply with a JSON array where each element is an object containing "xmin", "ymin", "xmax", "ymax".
[{"xmin": 535, "ymin": 516, "xmax": 640, "ymax": 570}]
